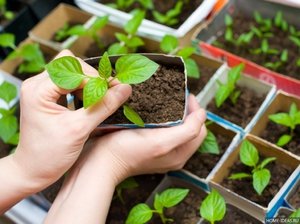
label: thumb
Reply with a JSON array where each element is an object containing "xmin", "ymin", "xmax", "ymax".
[{"xmin": 71, "ymin": 83, "xmax": 132, "ymax": 133}]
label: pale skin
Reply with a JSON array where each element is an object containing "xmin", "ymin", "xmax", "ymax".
[{"xmin": 0, "ymin": 50, "xmax": 207, "ymax": 223}]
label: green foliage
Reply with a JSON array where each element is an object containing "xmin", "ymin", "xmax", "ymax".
[
  {"xmin": 126, "ymin": 188, "xmax": 189, "ymax": 224},
  {"xmin": 249, "ymin": 39, "xmax": 279, "ymax": 64},
  {"xmin": 198, "ymin": 121, "xmax": 220, "ymax": 154},
  {"xmin": 160, "ymin": 34, "xmax": 199, "ymax": 78},
  {"xmin": 0, "ymin": 0, "xmax": 14, "ymax": 21},
  {"xmin": 108, "ymin": 10, "xmax": 145, "ymax": 55},
  {"xmin": 289, "ymin": 26, "xmax": 300, "ymax": 37},
  {"xmin": 200, "ymin": 189, "xmax": 226, "ymax": 224},
  {"xmin": 45, "ymin": 52, "xmax": 159, "ymax": 127},
  {"xmin": 106, "ymin": 0, "xmax": 153, "ymax": 11},
  {"xmin": 268, "ymin": 102, "xmax": 300, "ymax": 147},
  {"xmin": 265, "ymin": 49, "xmax": 288, "ymax": 71},
  {"xmin": 152, "ymin": 1, "xmax": 183, "ymax": 26},
  {"xmin": 113, "ymin": 177, "xmax": 139, "ymax": 205},
  {"xmin": 289, "ymin": 208, "xmax": 300, "ymax": 219},
  {"xmin": 0, "ymin": 81, "xmax": 19, "ymax": 152},
  {"xmin": 229, "ymin": 140, "xmax": 276, "ymax": 195},
  {"xmin": 274, "ymin": 11, "xmax": 288, "ymax": 32},
  {"xmin": 289, "ymin": 36, "xmax": 300, "ymax": 53},
  {"xmin": 0, "ymin": 33, "xmax": 45, "ymax": 74},
  {"xmin": 215, "ymin": 63, "xmax": 245, "ymax": 108}
]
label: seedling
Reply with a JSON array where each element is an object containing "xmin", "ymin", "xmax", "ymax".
[
  {"xmin": 265, "ymin": 49, "xmax": 288, "ymax": 72},
  {"xmin": 198, "ymin": 121, "xmax": 220, "ymax": 155},
  {"xmin": 224, "ymin": 14, "xmax": 233, "ymax": 44},
  {"xmin": 274, "ymin": 11, "xmax": 288, "ymax": 32},
  {"xmin": 106, "ymin": 0, "xmax": 153, "ymax": 11},
  {"xmin": 252, "ymin": 11, "xmax": 272, "ymax": 32},
  {"xmin": 0, "ymin": 0, "xmax": 14, "ymax": 21},
  {"xmin": 55, "ymin": 15, "xmax": 109, "ymax": 50},
  {"xmin": 250, "ymin": 26, "xmax": 273, "ymax": 41},
  {"xmin": 152, "ymin": 1, "xmax": 183, "ymax": 26},
  {"xmin": 289, "ymin": 208, "xmax": 300, "ymax": 220},
  {"xmin": 126, "ymin": 188, "xmax": 189, "ymax": 224},
  {"xmin": 108, "ymin": 10, "xmax": 145, "ymax": 55},
  {"xmin": 0, "ymin": 33, "xmax": 46, "ymax": 74},
  {"xmin": 249, "ymin": 39, "xmax": 279, "ymax": 64},
  {"xmin": 268, "ymin": 102, "xmax": 300, "ymax": 147},
  {"xmin": 289, "ymin": 26, "xmax": 300, "ymax": 37},
  {"xmin": 215, "ymin": 63, "xmax": 245, "ymax": 108},
  {"xmin": 200, "ymin": 189, "xmax": 226, "ymax": 224},
  {"xmin": 289, "ymin": 35, "xmax": 300, "ymax": 54},
  {"xmin": 113, "ymin": 177, "xmax": 139, "ymax": 205},
  {"xmin": 45, "ymin": 52, "xmax": 159, "ymax": 127},
  {"xmin": 0, "ymin": 81, "xmax": 19, "ymax": 153},
  {"xmin": 160, "ymin": 34, "xmax": 199, "ymax": 78},
  {"xmin": 229, "ymin": 140, "xmax": 276, "ymax": 195}
]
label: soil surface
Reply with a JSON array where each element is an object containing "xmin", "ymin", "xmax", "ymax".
[
  {"xmin": 214, "ymin": 11, "xmax": 300, "ymax": 81},
  {"xmin": 0, "ymin": 140, "xmax": 14, "ymax": 159},
  {"xmin": 287, "ymin": 184, "xmax": 300, "ymax": 210},
  {"xmin": 220, "ymin": 155, "xmax": 294, "ymax": 207},
  {"xmin": 259, "ymin": 117, "xmax": 300, "ymax": 157},
  {"xmin": 206, "ymin": 85, "xmax": 267, "ymax": 129},
  {"xmin": 97, "ymin": 0, "xmax": 204, "ymax": 29}
]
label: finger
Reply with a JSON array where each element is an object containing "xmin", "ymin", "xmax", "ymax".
[{"xmin": 188, "ymin": 94, "xmax": 201, "ymax": 113}]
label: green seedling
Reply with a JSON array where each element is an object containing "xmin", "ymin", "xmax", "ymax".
[
  {"xmin": 289, "ymin": 208, "xmax": 300, "ymax": 220},
  {"xmin": 200, "ymin": 189, "xmax": 226, "ymax": 224},
  {"xmin": 0, "ymin": 81, "xmax": 19, "ymax": 153},
  {"xmin": 253, "ymin": 11, "xmax": 272, "ymax": 32},
  {"xmin": 215, "ymin": 63, "xmax": 245, "ymax": 108},
  {"xmin": 229, "ymin": 140, "xmax": 276, "ymax": 195},
  {"xmin": 249, "ymin": 39, "xmax": 279, "ymax": 64},
  {"xmin": 152, "ymin": 1, "xmax": 183, "ymax": 26},
  {"xmin": 289, "ymin": 26, "xmax": 300, "ymax": 37},
  {"xmin": 268, "ymin": 102, "xmax": 300, "ymax": 147},
  {"xmin": 0, "ymin": 0, "xmax": 14, "ymax": 21},
  {"xmin": 289, "ymin": 35, "xmax": 300, "ymax": 54},
  {"xmin": 250, "ymin": 26, "xmax": 273, "ymax": 41},
  {"xmin": 106, "ymin": 0, "xmax": 153, "ymax": 11},
  {"xmin": 126, "ymin": 188, "xmax": 189, "ymax": 224},
  {"xmin": 224, "ymin": 14, "xmax": 233, "ymax": 44},
  {"xmin": 198, "ymin": 121, "xmax": 220, "ymax": 154},
  {"xmin": 108, "ymin": 10, "xmax": 145, "ymax": 55},
  {"xmin": 113, "ymin": 177, "xmax": 139, "ymax": 205},
  {"xmin": 0, "ymin": 33, "xmax": 45, "ymax": 74},
  {"xmin": 160, "ymin": 34, "xmax": 199, "ymax": 78},
  {"xmin": 45, "ymin": 52, "xmax": 159, "ymax": 127},
  {"xmin": 265, "ymin": 49, "xmax": 288, "ymax": 71},
  {"xmin": 55, "ymin": 15, "xmax": 109, "ymax": 50},
  {"xmin": 274, "ymin": 11, "xmax": 288, "ymax": 32}
]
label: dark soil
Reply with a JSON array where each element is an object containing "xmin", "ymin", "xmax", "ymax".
[
  {"xmin": 106, "ymin": 174, "xmax": 164, "ymax": 224},
  {"xmin": 183, "ymin": 130, "xmax": 233, "ymax": 178},
  {"xmin": 220, "ymin": 155, "xmax": 294, "ymax": 207},
  {"xmin": 287, "ymin": 184, "xmax": 300, "ymax": 209},
  {"xmin": 0, "ymin": 140, "xmax": 14, "ymax": 159},
  {"xmin": 259, "ymin": 117, "xmax": 300, "ymax": 157},
  {"xmin": 97, "ymin": 0, "xmax": 204, "ymax": 29},
  {"xmin": 214, "ymin": 11, "xmax": 300, "ymax": 81},
  {"xmin": 41, "ymin": 176, "xmax": 65, "ymax": 204},
  {"xmin": 206, "ymin": 85, "xmax": 267, "ymax": 128}
]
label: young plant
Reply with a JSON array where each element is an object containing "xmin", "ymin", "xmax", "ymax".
[
  {"xmin": 252, "ymin": 11, "xmax": 272, "ymax": 33},
  {"xmin": 224, "ymin": 14, "xmax": 233, "ymax": 44},
  {"xmin": 228, "ymin": 140, "xmax": 276, "ymax": 195},
  {"xmin": 113, "ymin": 177, "xmax": 139, "ymax": 205},
  {"xmin": 249, "ymin": 39, "xmax": 279, "ymax": 64},
  {"xmin": 265, "ymin": 49, "xmax": 288, "ymax": 72},
  {"xmin": 45, "ymin": 52, "xmax": 159, "ymax": 127},
  {"xmin": 160, "ymin": 34, "xmax": 199, "ymax": 78},
  {"xmin": 274, "ymin": 11, "xmax": 288, "ymax": 32},
  {"xmin": 125, "ymin": 188, "xmax": 189, "ymax": 224},
  {"xmin": 108, "ymin": 10, "xmax": 145, "ymax": 55},
  {"xmin": 106, "ymin": 0, "xmax": 153, "ymax": 11},
  {"xmin": 152, "ymin": 1, "xmax": 183, "ymax": 26},
  {"xmin": 0, "ymin": 0, "xmax": 14, "ymax": 21},
  {"xmin": 289, "ymin": 208, "xmax": 300, "ymax": 220},
  {"xmin": 197, "ymin": 121, "xmax": 220, "ymax": 155},
  {"xmin": 289, "ymin": 35, "xmax": 300, "ymax": 54},
  {"xmin": 55, "ymin": 15, "xmax": 109, "ymax": 50},
  {"xmin": 289, "ymin": 25, "xmax": 300, "ymax": 37},
  {"xmin": 250, "ymin": 26, "xmax": 273, "ymax": 41},
  {"xmin": 0, "ymin": 33, "xmax": 46, "ymax": 74},
  {"xmin": 0, "ymin": 80, "xmax": 19, "ymax": 153},
  {"xmin": 200, "ymin": 189, "xmax": 226, "ymax": 224},
  {"xmin": 268, "ymin": 102, "xmax": 300, "ymax": 147},
  {"xmin": 215, "ymin": 62, "xmax": 245, "ymax": 108}
]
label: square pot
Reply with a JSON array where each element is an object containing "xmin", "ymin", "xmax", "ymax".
[
  {"xmin": 197, "ymin": 64, "xmax": 276, "ymax": 134},
  {"xmin": 284, "ymin": 170, "xmax": 300, "ymax": 210},
  {"xmin": 28, "ymin": 3, "xmax": 95, "ymax": 51},
  {"xmin": 249, "ymin": 90, "xmax": 300, "ymax": 160},
  {"xmin": 192, "ymin": 0, "xmax": 300, "ymax": 97},
  {"xmin": 74, "ymin": 0, "xmax": 217, "ymax": 40},
  {"xmin": 168, "ymin": 120, "xmax": 242, "ymax": 192},
  {"xmin": 210, "ymin": 134, "xmax": 300, "ymax": 222}
]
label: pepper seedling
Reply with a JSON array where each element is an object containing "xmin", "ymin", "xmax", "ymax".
[
  {"xmin": 289, "ymin": 25, "xmax": 300, "ymax": 37},
  {"xmin": 45, "ymin": 52, "xmax": 159, "ymax": 127},
  {"xmin": 249, "ymin": 39, "xmax": 279, "ymax": 64},
  {"xmin": 268, "ymin": 102, "xmax": 300, "ymax": 147},
  {"xmin": 198, "ymin": 121, "xmax": 220, "ymax": 155},
  {"xmin": 113, "ymin": 177, "xmax": 139, "ymax": 205},
  {"xmin": 0, "ymin": 33, "xmax": 46, "ymax": 74},
  {"xmin": 200, "ymin": 189, "xmax": 226, "ymax": 224},
  {"xmin": 0, "ymin": 80, "xmax": 19, "ymax": 153},
  {"xmin": 274, "ymin": 11, "xmax": 288, "ymax": 32},
  {"xmin": 152, "ymin": 0, "xmax": 183, "ymax": 26},
  {"xmin": 215, "ymin": 62, "xmax": 245, "ymax": 108},
  {"xmin": 106, "ymin": 0, "xmax": 153, "ymax": 11},
  {"xmin": 289, "ymin": 208, "xmax": 300, "ymax": 219},
  {"xmin": 0, "ymin": 0, "xmax": 13, "ymax": 21},
  {"xmin": 229, "ymin": 140, "xmax": 276, "ymax": 195},
  {"xmin": 125, "ymin": 188, "xmax": 189, "ymax": 224},
  {"xmin": 265, "ymin": 49, "xmax": 288, "ymax": 72},
  {"xmin": 160, "ymin": 34, "xmax": 199, "ymax": 78},
  {"xmin": 289, "ymin": 35, "xmax": 300, "ymax": 54}
]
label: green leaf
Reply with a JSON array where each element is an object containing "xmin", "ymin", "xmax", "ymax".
[
  {"xmin": 158, "ymin": 188, "xmax": 189, "ymax": 208},
  {"xmin": 200, "ymin": 189, "xmax": 226, "ymax": 223},
  {"xmin": 92, "ymin": 15, "xmax": 109, "ymax": 31},
  {"xmin": 115, "ymin": 54, "xmax": 159, "ymax": 84},
  {"xmin": 45, "ymin": 56, "xmax": 86, "ymax": 89},
  {"xmin": 126, "ymin": 36, "xmax": 144, "ymax": 48},
  {"xmin": 289, "ymin": 102, "xmax": 298, "ymax": 118},
  {"xmin": 239, "ymin": 140, "xmax": 259, "ymax": 167},
  {"xmin": 225, "ymin": 28, "xmax": 233, "ymax": 42},
  {"xmin": 0, "ymin": 33, "xmax": 15, "ymax": 49},
  {"xmin": 261, "ymin": 39, "xmax": 269, "ymax": 53},
  {"xmin": 0, "ymin": 81, "xmax": 17, "ymax": 104},
  {"xmin": 83, "ymin": 78, "xmax": 108, "ymax": 108},
  {"xmin": 253, "ymin": 11, "xmax": 262, "ymax": 24},
  {"xmin": 280, "ymin": 49, "xmax": 288, "ymax": 62},
  {"xmin": 253, "ymin": 168, "xmax": 270, "ymax": 195},
  {"xmin": 229, "ymin": 172, "xmax": 252, "ymax": 179},
  {"xmin": 115, "ymin": 32, "xmax": 129, "ymax": 44},
  {"xmin": 19, "ymin": 43, "xmax": 43, "ymax": 61},
  {"xmin": 260, "ymin": 157, "xmax": 276, "ymax": 169},
  {"xmin": 160, "ymin": 34, "xmax": 178, "ymax": 53},
  {"xmin": 198, "ymin": 129, "xmax": 220, "ymax": 154},
  {"xmin": 98, "ymin": 52, "xmax": 112, "ymax": 79},
  {"xmin": 227, "ymin": 63, "xmax": 244, "ymax": 84},
  {"xmin": 6, "ymin": 132, "xmax": 19, "ymax": 145},
  {"xmin": 274, "ymin": 11, "xmax": 282, "ymax": 27},
  {"xmin": 184, "ymin": 58, "xmax": 199, "ymax": 79},
  {"xmin": 125, "ymin": 10, "xmax": 145, "ymax": 35},
  {"xmin": 289, "ymin": 36, "xmax": 300, "ymax": 48},
  {"xmin": 0, "ymin": 115, "xmax": 18, "ymax": 143},
  {"xmin": 107, "ymin": 43, "xmax": 128, "ymax": 55},
  {"xmin": 289, "ymin": 208, "xmax": 300, "ymax": 218},
  {"xmin": 277, "ymin": 134, "xmax": 292, "ymax": 147},
  {"xmin": 125, "ymin": 203, "xmax": 153, "ymax": 224},
  {"xmin": 117, "ymin": 177, "xmax": 139, "ymax": 189},
  {"xmin": 268, "ymin": 113, "xmax": 293, "ymax": 128},
  {"xmin": 225, "ymin": 14, "xmax": 233, "ymax": 27},
  {"xmin": 215, "ymin": 85, "xmax": 230, "ymax": 108},
  {"xmin": 66, "ymin": 25, "xmax": 87, "ymax": 36},
  {"xmin": 18, "ymin": 57, "xmax": 45, "ymax": 73},
  {"xmin": 154, "ymin": 193, "xmax": 163, "ymax": 213},
  {"xmin": 177, "ymin": 46, "xmax": 195, "ymax": 59},
  {"xmin": 123, "ymin": 104, "xmax": 145, "ymax": 127}
]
